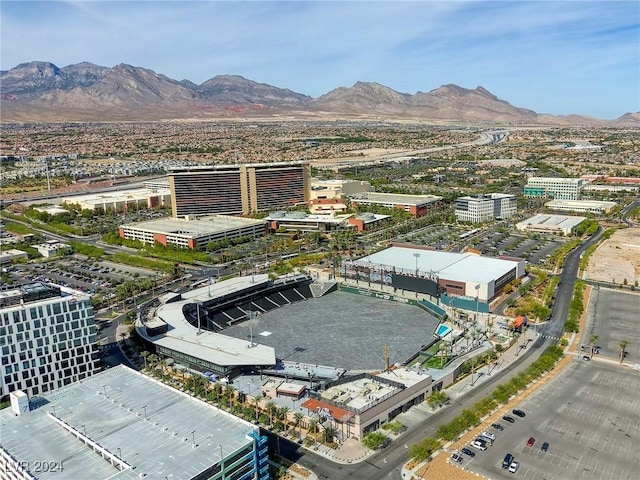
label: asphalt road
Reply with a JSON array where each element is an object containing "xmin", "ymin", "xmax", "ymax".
[{"xmin": 277, "ymin": 227, "xmax": 604, "ymax": 480}]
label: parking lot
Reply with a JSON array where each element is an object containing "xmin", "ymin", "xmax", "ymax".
[
  {"xmin": 464, "ymin": 360, "xmax": 640, "ymax": 479},
  {"xmin": 471, "ymin": 232, "xmax": 566, "ymax": 265},
  {"xmin": 586, "ymin": 288, "xmax": 640, "ymax": 365}
]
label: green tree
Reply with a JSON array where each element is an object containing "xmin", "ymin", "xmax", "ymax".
[{"xmin": 362, "ymin": 432, "xmax": 388, "ymax": 450}]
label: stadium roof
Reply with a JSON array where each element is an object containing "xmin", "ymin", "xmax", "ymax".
[
  {"xmin": 358, "ymin": 246, "xmax": 519, "ymax": 284},
  {"xmin": 0, "ymin": 365, "xmax": 257, "ymax": 480},
  {"xmin": 147, "ymin": 275, "xmax": 276, "ymax": 366}
]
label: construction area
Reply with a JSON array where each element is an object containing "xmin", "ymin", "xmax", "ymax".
[{"xmin": 584, "ymin": 227, "xmax": 640, "ymax": 286}]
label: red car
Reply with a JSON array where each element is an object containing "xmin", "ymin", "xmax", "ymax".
[{"xmin": 527, "ymin": 436, "xmax": 536, "ymax": 447}]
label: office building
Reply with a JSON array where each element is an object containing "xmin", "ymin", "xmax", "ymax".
[
  {"xmin": 0, "ymin": 283, "xmax": 99, "ymax": 399},
  {"xmin": 348, "ymin": 192, "xmax": 443, "ymax": 218},
  {"xmin": 455, "ymin": 194, "xmax": 517, "ymax": 223},
  {"xmin": 524, "ymin": 177, "xmax": 587, "ymax": 200},
  {"xmin": 0, "ymin": 365, "xmax": 269, "ymax": 480},
  {"xmin": 169, "ymin": 162, "xmax": 311, "ymax": 217},
  {"xmin": 310, "ymin": 178, "xmax": 374, "ymax": 200}
]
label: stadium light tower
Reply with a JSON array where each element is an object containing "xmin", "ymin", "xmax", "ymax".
[{"xmin": 413, "ymin": 252, "xmax": 421, "ymax": 276}]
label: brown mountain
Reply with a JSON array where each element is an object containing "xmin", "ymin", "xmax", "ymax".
[{"xmin": 0, "ymin": 61, "xmax": 630, "ymax": 124}]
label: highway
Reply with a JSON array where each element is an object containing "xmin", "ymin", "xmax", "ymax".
[{"xmin": 272, "ymin": 227, "xmax": 603, "ymax": 480}]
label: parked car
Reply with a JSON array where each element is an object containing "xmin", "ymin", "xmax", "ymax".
[
  {"xmin": 470, "ymin": 441, "xmax": 487, "ymax": 451},
  {"xmin": 461, "ymin": 447, "xmax": 476, "ymax": 457},
  {"xmin": 512, "ymin": 409, "xmax": 526, "ymax": 417},
  {"xmin": 481, "ymin": 431, "xmax": 496, "ymax": 441},
  {"xmin": 508, "ymin": 460, "xmax": 520, "ymax": 473},
  {"xmin": 503, "ymin": 415, "xmax": 516, "ymax": 423},
  {"xmin": 502, "ymin": 453, "xmax": 514, "ymax": 469},
  {"xmin": 583, "ymin": 355, "xmax": 591, "ymax": 361},
  {"xmin": 541, "ymin": 441, "xmax": 549, "ymax": 452},
  {"xmin": 491, "ymin": 423, "xmax": 504, "ymax": 431},
  {"xmin": 527, "ymin": 436, "xmax": 536, "ymax": 447},
  {"xmin": 451, "ymin": 453, "xmax": 463, "ymax": 463}
]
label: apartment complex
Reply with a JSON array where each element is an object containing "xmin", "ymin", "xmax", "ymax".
[
  {"xmin": 524, "ymin": 177, "xmax": 587, "ymax": 200},
  {"xmin": 455, "ymin": 194, "xmax": 517, "ymax": 223},
  {"xmin": 0, "ymin": 283, "xmax": 99, "ymax": 399},
  {"xmin": 169, "ymin": 162, "xmax": 311, "ymax": 217},
  {"xmin": 0, "ymin": 365, "xmax": 269, "ymax": 480}
]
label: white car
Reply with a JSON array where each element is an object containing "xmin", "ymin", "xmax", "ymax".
[
  {"xmin": 470, "ymin": 441, "xmax": 487, "ymax": 451},
  {"xmin": 508, "ymin": 460, "xmax": 520, "ymax": 473},
  {"xmin": 481, "ymin": 431, "xmax": 496, "ymax": 441}
]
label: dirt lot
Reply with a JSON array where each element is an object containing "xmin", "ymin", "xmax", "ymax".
[{"xmin": 584, "ymin": 227, "xmax": 640, "ymax": 285}]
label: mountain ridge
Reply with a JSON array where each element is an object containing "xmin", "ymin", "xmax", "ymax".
[{"xmin": 1, "ymin": 61, "xmax": 637, "ymax": 125}]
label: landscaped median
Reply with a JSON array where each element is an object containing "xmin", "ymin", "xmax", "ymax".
[{"xmin": 403, "ymin": 344, "xmax": 566, "ymax": 480}]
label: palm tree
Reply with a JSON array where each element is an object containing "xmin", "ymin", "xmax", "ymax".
[
  {"xmin": 140, "ymin": 351, "xmax": 150, "ymax": 370},
  {"xmin": 589, "ymin": 334, "xmax": 599, "ymax": 358},
  {"xmin": 294, "ymin": 412, "xmax": 304, "ymax": 438},
  {"xmin": 308, "ymin": 418, "xmax": 318, "ymax": 440},
  {"xmin": 265, "ymin": 401, "xmax": 278, "ymax": 427},
  {"xmin": 278, "ymin": 406, "xmax": 290, "ymax": 434},
  {"xmin": 619, "ymin": 340, "xmax": 628, "ymax": 364}
]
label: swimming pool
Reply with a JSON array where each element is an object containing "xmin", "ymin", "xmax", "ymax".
[{"xmin": 435, "ymin": 324, "xmax": 452, "ymax": 337}]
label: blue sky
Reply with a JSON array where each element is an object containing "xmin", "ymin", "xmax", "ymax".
[{"xmin": 2, "ymin": 1, "xmax": 638, "ymax": 119}]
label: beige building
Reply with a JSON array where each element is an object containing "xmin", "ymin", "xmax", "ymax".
[
  {"xmin": 310, "ymin": 179, "xmax": 374, "ymax": 200},
  {"xmin": 62, "ymin": 188, "xmax": 171, "ymax": 212}
]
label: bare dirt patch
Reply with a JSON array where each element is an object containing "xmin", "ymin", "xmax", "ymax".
[{"xmin": 584, "ymin": 227, "xmax": 640, "ymax": 285}]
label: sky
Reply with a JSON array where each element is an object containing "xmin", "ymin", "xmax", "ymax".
[{"xmin": 1, "ymin": 0, "xmax": 639, "ymax": 119}]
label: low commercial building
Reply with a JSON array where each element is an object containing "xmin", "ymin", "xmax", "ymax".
[
  {"xmin": 0, "ymin": 248, "xmax": 28, "ymax": 264},
  {"xmin": 310, "ymin": 179, "xmax": 374, "ymax": 200},
  {"xmin": 119, "ymin": 214, "xmax": 267, "ymax": 250},
  {"xmin": 545, "ymin": 199, "xmax": 617, "ymax": 214},
  {"xmin": 455, "ymin": 194, "xmax": 517, "ymax": 223},
  {"xmin": 0, "ymin": 365, "xmax": 269, "ymax": 480},
  {"xmin": 33, "ymin": 240, "xmax": 72, "ymax": 258},
  {"xmin": 308, "ymin": 197, "xmax": 348, "ymax": 214},
  {"xmin": 516, "ymin": 214, "xmax": 586, "ymax": 236},
  {"xmin": 0, "ymin": 282, "xmax": 99, "ymax": 399},
  {"xmin": 62, "ymin": 187, "xmax": 172, "ymax": 212},
  {"xmin": 265, "ymin": 211, "xmax": 351, "ymax": 233},
  {"xmin": 302, "ymin": 367, "xmax": 433, "ymax": 440},
  {"xmin": 348, "ymin": 192, "xmax": 443, "ymax": 218}
]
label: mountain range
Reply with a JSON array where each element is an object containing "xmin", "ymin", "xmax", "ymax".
[{"xmin": 1, "ymin": 61, "xmax": 638, "ymax": 125}]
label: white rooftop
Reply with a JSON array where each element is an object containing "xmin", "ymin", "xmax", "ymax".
[
  {"xmin": 517, "ymin": 214, "xmax": 586, "ymax": 230},
  {"xmin": 358, "ymin": 246, "xmax": 518, "ymax": 284},
  {"xmin": 123, "ymin": 214, "xmax": 267, "ymax": 236},
  {"xmin": 0, "ymin": 366, "xmax": 258, "ymax": 480},
  {"xmin": 349, "ymin": 192, "xmax": 442, "ymax": 206}
]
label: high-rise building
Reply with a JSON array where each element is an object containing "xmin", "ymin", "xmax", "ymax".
[
  {"xmin": 455, "ymin": 194, "xmax": 517, "ymax": 223},
  {"xmin": 0, "ymin": 283, "xmax": 99, "ymax": 399},
  {"xmin": 524, "ymin": 177, "xmax": 587, "ymax": 200},
  {"xmin": 169, "ymin": 162, "xmax": 311, "ymax": 217}
]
